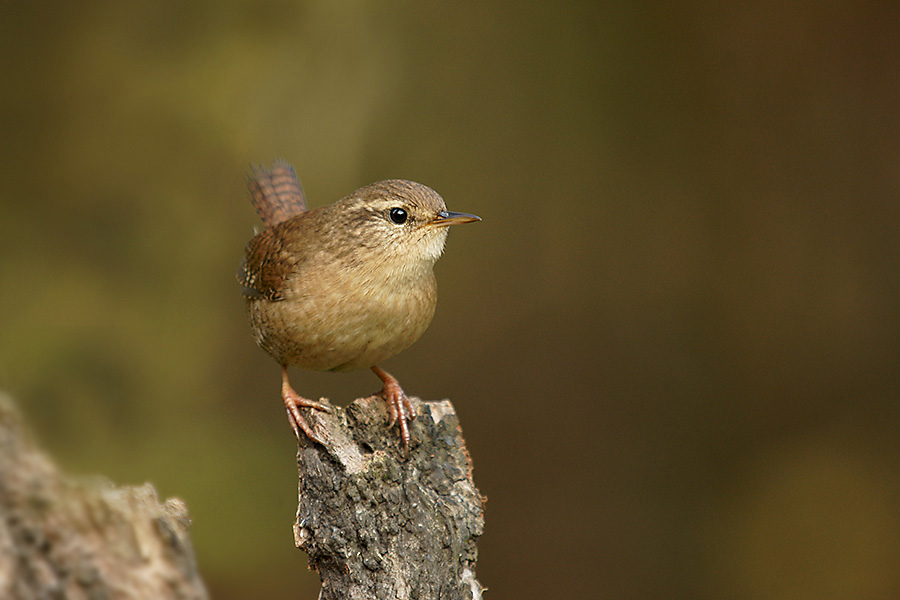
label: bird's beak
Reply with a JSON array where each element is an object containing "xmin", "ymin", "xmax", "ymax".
[{"xmin": 429, "ymin": 210, "xmax": 482, "ymax": 227}]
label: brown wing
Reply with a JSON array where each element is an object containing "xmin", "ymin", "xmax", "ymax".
[
  {"xmin": 248, "ymin": 160, "xmax": 307, "ymax": 227},
  {"xmin": 237, "ymin": 225, "xmax": 292, "ymax": 301}
]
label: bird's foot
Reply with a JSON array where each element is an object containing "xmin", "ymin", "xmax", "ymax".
[
  {"xmin": 281, "ymin": 367, "xmax": 331, "ymax": 444},
  {"xmin": 371, "ymin": 366, "xmax": 416, "ymax": 452}
]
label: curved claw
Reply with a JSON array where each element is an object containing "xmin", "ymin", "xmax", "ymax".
[
  {"xmin": 371, "ymin": 366, "xmax": 416, "ymax": 452},
  {"xmin": 281, "ymin": 366, "xmax": 331, "ymax": 444}
]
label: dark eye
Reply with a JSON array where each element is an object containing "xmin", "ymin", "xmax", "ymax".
[{"xmin": 389, "ymin": 207, "xmax": 408, "ymax": 225}]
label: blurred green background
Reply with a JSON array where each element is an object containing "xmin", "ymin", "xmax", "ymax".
[{"xmin": 3, "ymin": 1, "xmax": 900, "ymax": 599}]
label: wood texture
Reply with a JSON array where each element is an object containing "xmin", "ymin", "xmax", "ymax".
[
  {"xmin": 294, "ymin": 395, "xmax": 486, "ymax": 600},
  {"xmin": 0, "ymin": 394, "xmax": 208, "ymax": 600}
]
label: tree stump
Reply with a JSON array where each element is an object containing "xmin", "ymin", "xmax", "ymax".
[
  {"xmin": 294, "ymin": 396, "xmax": 486, "ymax": 600},
  {"xmin": 0, "ymin": 394, "xmax": 208, "ymax": 600}
]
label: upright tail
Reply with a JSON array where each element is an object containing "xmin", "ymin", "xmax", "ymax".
[{"xmin": 248, "ymin": 160, "xmax": 307, "ymax": 227}]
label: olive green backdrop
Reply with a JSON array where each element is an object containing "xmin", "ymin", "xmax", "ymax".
[{"xmin": 2, "ymin": 2, "xmax": 899, "ymax": 599}]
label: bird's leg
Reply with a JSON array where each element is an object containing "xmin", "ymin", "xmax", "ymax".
[
  {"xmin": 281, "ymin": 365, "xmax": 331, "ymax": 443},
  {"xmin": 370, "ymin": 365, "xmax": 416, "ymax": 451}
]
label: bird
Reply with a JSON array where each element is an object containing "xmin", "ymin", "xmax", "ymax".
[{"xmin": 237, "ymin": 161, "xmax": 480, "ymax": 451}]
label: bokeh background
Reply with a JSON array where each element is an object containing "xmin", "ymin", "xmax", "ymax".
[{"xmin": 3, "ymin": 2, "xmax": 900, "ymax": 599}]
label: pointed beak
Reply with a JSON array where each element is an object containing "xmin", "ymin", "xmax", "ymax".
[{"xmin": 429, "ymin": 210, "xmax": 482, "ymax": 227}]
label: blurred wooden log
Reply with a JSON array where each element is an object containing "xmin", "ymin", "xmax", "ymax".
[
  {"xmin": 295, "ymin": 396, "xmax": 486, "ymax": 600},
  {"xmin": 0, "ymin": 394, "xmax": 208, "ymax": 600}
]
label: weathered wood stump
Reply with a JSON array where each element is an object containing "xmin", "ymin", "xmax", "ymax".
[
  {"xmin": 0, "ymin": 394, "xmax": 208, "ymax": 600},
  {"xmin": 294, "ymin": 395, "xmax": 486, "ymax": 600}
]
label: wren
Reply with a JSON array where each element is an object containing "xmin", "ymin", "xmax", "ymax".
[{"xmin": 237, "ymin": 161, "xmax": 480, "ymax": 450}]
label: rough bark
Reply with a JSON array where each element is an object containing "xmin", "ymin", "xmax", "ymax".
[
  {"xmin": 0, "ymin": 394, "xmax": 208, "ymax": 600},
  {"xmin": 295, "ymin": 396, "xmax": 486, "ymax": 600}
]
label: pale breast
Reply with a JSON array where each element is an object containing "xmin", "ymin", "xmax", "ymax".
[{"xmin": 248, "ymin": 265, "xmax": 438, "ymax": 372}]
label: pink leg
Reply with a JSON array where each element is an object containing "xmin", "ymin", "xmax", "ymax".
[
  {"xmin": 281, "ymin": 365, "xmax": 331, "ymax": 443},
  {"xmin": 371, "ymin": 365, "xmax": 416, "ymax": 451}
]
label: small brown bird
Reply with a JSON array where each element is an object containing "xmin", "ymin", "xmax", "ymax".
[{"xmin": 237, "ymin": 161, "xmax": 479, "ymax": 450}]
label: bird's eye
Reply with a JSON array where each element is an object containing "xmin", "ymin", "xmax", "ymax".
[{"xmin": 389, "ymin": 207, "xmax": 408, "ymax": 225}]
